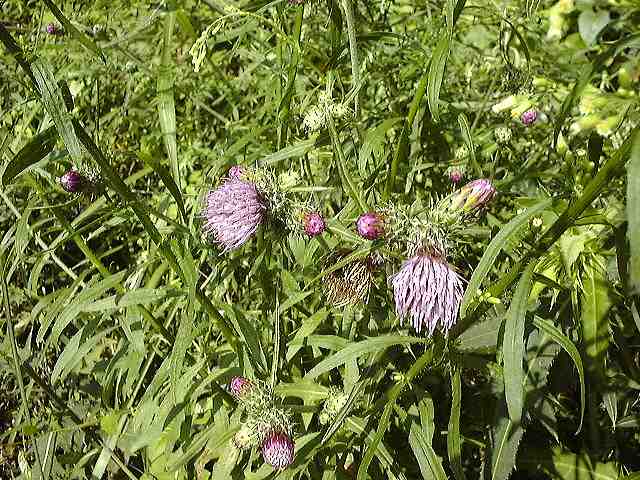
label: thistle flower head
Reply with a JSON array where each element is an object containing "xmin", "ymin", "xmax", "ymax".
[
  {"xmin": 356, "ymin": 212, "xmax": 385, "ymax": 240},
  {"xmin": 303, "ymin": 212, "xmax": 326, "ymax": 237},
  {"xmin": 391, "ymin": 253, "xmax": 465, "ymax": 335},
  {"xmin": 229, "ymin": 376, "xmax": 252, "ymax": 398},
  {"xmin": 323, "ymin": 250, "xmax": 377, "ymax": 307},
  {"xmin": 59, "ymin": 170, "xmax": 86, "ymax": 193},
  {"xmin": 319, "ymin": 387, "xmax": 350, "ymax": 424},
  {"xmin": 447, "ymin": 179, "xmax": 497, "ymax": 214},
  {"xmin": 46, "ymin": 23, "xmax": 60, "ymax": 35},
  {"xmin": 261, "ymin": 432, "xmax": 295, "ymax": 470},
  {"xmin": 446, "ymin": 166, "xmax": 465, "ymax": 185},
  {"xmin": 233, "ymin": 422, "xmax": 258, "ymax": 450},
  {"xmin": 202, "ymin": 178, "xmax": 267, "ymax": 252},
  {"xmin": 521, "ymin": 109, "xmax": 538, "ymax": 126},
  {"xmin": 227, "ymin": 165, "xmax": 245, "ymax": 179}
]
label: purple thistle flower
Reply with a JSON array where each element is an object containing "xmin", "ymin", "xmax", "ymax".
[
  {"xmin": 261, "ymin": 432, "xmax": 295, "ymax": 470},
  {"xmin": 227, "ymin": 165, "xmax": 245, "ymax": 179},
  {"xmin": 59, "ymin": 170, "xmax": 85, "ymax": 193},
  {"xmin": 229, "ymin": 376, "xmax": 252, "ymax": 397},
  {"xmin": 391, "ymin": 254, "xmax": 464, "ymax": 335},
  {"xmin": 449, "ymin": 169, "xmax": 463, "ymax": 184},
  {"xmin": 356, "ymin": 212, "xmax": 385, "ymax": 240},
  {"xmin": 521, "ymin": 109, "xmax": 538, "ymax": 126},
  {"xmin": 46, "ymin": 23, "xmax": 58, "ymax": 35},
  {"xmin": 448, "ymin": 178, "xmax": 497, "ymax": 213},
  {"xmin": 202, "ymin": 178, "xmax": 267, "ymax": 252},
  {"xmin": 303, "ymin": 212, "xmax": 326, "ymax": 237}
]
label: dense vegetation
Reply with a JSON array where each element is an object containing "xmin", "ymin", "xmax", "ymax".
[{"xmin": 1, "ymin": 0, "xmax": 640, "ymax": 478}]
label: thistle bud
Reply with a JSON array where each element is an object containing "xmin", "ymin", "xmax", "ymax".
[
  {"xmin": 261, "ymin": 432, "xmax": 295, "ymax": 470},
  {"xmin": 521, "ymin": 109, "xmax": 538, "ymax": 126},
  {"xmin": 445, "ymin": 166, "xmax": 465, "ymax": 185},
  {"xmin": 233, "ymin": 422, "xmax": 257, "ymax": 450},
  {"xmin": 59, "ymin": 170, "xmax": 86, "ymax": 193},
  {"xmin": 356, "ymin": 212, "xmax": 385, "ymax": 240},
  {"xmin": 227, "ymin": 165, "xmax": 245, "ymax": 179},
  {"xmin": 229, "ymin": 376, "xmax": 252, "ymax": 398},
  {"xmin": 448, "ymin": 179, "xmax": 497, "ymax": 213},
  {"xmin": 46, "ymin": 23, "xmax": 61, "ymax": 35},
  {"xmin": 303, "ymin": 212, "xmax": 326, "ymax": 237}
]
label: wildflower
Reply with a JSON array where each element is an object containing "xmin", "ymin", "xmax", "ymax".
[
  {"xmin": 391, "ymin": 253, "xmax": 465, "ymax": 335},
  {"xmin": 521, "ymin": 109, "xmax": 538, "ymax": 126},
  {"xmin": 303, "ymin": 212, "xmax": 326, "ymax": 237},
  {"xmin": 323, "ymin": 251, "xmax": 377, "ymax": 307},
  {"xmin": 261, "ymin": 432, "xmax": 295, "ymax": 470},
  {"xmin": 202, "ymin": 178, "xmax": 267, "ymax": 252},
  {"xmin": 447, "ymin": 179, "xmax": 497, "ymax": 214},
  {"xmin": 229, "ymin": 376, "xmax": 252, "ymax": 398},
  {"xmin": 59, "ymin": 170, "xmax": 86, "ymax": 193},
  {"xmin": 227, "ymin": 165, "xmax": 245, "ymax": 179},
  {"xmin": 46, "ymin": 23, "xmax": 61, "ymax": 35},
  {"xmin": 494, "ymin": 127, "xmax": 512, "ymax": 145},
  {"xmin": 356, "ymin": 212, "xmax": 385, "ymax": 240}
]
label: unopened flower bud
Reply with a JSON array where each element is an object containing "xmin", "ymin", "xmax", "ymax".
[
  {"xmin": 229, "ymin": 376, "xmax": 252, "ymax": 398},
  {"xmin": 303, "ymin": 212, "xmax": 326, "ymax": 237},
  {"xmin": 233, "ymin": 423, "xmax": 257, "ymax": 449},
  {"xmin": 521, "ymin": 109, "xmax": 538, "ymax": 126},
  {"xmin": 46, "ymin": 23, "xmax": 60, "ymax": 35},
  {"xmin": 356, "ymin": 212, "xmax": 385, "ymax": 240},
  {"xmin": 59, "ymin": 170, "xmax": 86, "ymax": 193},
  {"xmin": 448, "ymin": 179, "xmax": 497, "ymax": 213},
  {"xmin": 261, "ymin": 432, "xmax": 295, "ymax": 470}
]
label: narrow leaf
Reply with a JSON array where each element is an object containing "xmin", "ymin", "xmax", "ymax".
[
  {"xmin": 2, "ymin": 126, "xmax": 58, "ymax": 185},
  {"xmin": 627, "ymin": 132, "xmax": 640, "ymax": 293},
  {"xmin": 448, "ymin": 365, "xmax": 466, "ymax": 480}
]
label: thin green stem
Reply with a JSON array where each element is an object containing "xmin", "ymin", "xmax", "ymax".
[{"xmin": 341, "ymin": 0, "xmax": 360, "ymax": 116}]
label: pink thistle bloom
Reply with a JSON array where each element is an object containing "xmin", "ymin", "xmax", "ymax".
[
  {"xmin": 227, "ymin": 165, "xmax": 245, "ymax": 179},
  {"xmin": 449, "ymin": 178, "xmax": 497, "ymax": 213},
  {"xmin": 229, "ymin": 376, "xmax": 252, "ymax": 397},
  {"xmin": 202, "ymin": 178, "xmax": 267, "ymax": 252},
  {"xmin": 521, "ymin": 109, "xmax": 538, "ymax": 126},
  {"xmin": 356, "ymin": 212, "xmax": 385, "ymax": 240},
  {"xmin": 391, "ymin": 254, "xmax": 464, "ymax": 335},
  {"xmin": 261, "ymin": 432, "xmax": 295, "ymax": 470},
  {"xmin": 449, "ymin": 169, "xmax": 463, "ymax": 184},
  {"xmin": 59, "ymin": 170, "xmax": 85, "ymax": 193},
  {"xmin": 303, "ymin": 212, "xmax": 326, "ymax": 237}
]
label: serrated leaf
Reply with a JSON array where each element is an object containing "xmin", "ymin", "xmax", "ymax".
[
  {"xmin": 455, "ymin": 315, "xmax": 502, "ymax": 353},
  {"xmin": 504, "ymin": 262, "xmax": 536, "ymax": 425},
  {"xmin": 519, "ymin": 447, "xmax": 619, "ymax": 480},
  {"xmin": 490, "ymin": 415, "xmax": 524, "ymax": 480}
]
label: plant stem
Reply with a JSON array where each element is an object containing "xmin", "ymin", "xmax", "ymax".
[{"xmin": 341, "ymin": 0, "xmax": 360, "ymax": 117}]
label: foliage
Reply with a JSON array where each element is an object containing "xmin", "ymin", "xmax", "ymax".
[{"xmin": 1, "ymin": 0, "xmax": 640, "ymax": 479}]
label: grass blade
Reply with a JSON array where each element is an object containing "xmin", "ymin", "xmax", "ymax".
[
  {"xmin": 2, "ymin": 126, "xmax": 58, "ymax": 185},
  {"xmin": 627, "ymin": 132, "xmax": 640, "ymax": 293},
  {"xmin": 448, "ymin": 364, "xmax": 466, "ymax": 480}
]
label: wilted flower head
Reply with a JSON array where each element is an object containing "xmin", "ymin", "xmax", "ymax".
[
  {"xmin": 391, "ymin": 253, "xmax": 464, "ymax": 335},
  {"xmin": 202, "ymin": 178, "xmax": 267, "ymax": 252},
  {"xmin": 356, "ymin": 212, "xmax": 385, "ymax": 240},
  {"xmin": 521, "ymin": 109, "xmax": 538, "ymax": 126},
  {"xmin": 262, "ymin": 432, "xmax": 295, "ymax": 470},
  {"xmin": 230, "ymin": 376, "xmax": 252, "ymax": 398},
  {"xmin": 59, "ymin": 170, "xmax": 86, "ymax": 193},
  {"xmin": 447, "ymin": 179, "xmax": 497, "ymax": 214},
  {"xmin": 323, "ymin": 250, "xmax": 377, "ymax": 307},
  {"xmin": 303, "ymin": 212, "xmax": 326, "ymax": 237},
  {"xmin": 494, "ymin": 127, "xmax": 512, "ymax": 144}
]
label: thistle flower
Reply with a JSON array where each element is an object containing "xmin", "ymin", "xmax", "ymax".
[
  {"xmin": 59, "ymin": 170, "xmax": 86, "ymax": 193},
  {"xmin": 391, "ymin": 253, "xmax": 465, "ymax": 335},
  {"xmin": 356, "ymin": 212, "xmax": 385, "ymax": 240},
  {"xmin": 229, "ymin": 376, "xmax": 252, "ymax": 398},
  {"xmin": 303, "ymin": 212, "xmax": 326, "ymax": 237},
  {"xmin": 261, "ymin": 432, "xmax": 295, "ymax": 470},
  {"xmin": 233, "ymin": 422, "xmax": 257, "ymax": 449},
  {"xmin": 521, "ymin": 109, "xmax": 538, "ymax": 126},
  {"xmin": 447, "ymin": 179, "xmax": 497, "ymax": 214},
  {"xmin": 202, "ymin": 178, "xmax": 267, "ymax": 252},
  {"xmin": 227, "ymin": 165, "xmax": 245, "ymax": 179},
  {"xmin": 323, "ymin": 251, "xmax": 377, "ymax": 307},
  {"xmin": 46, "ymin": 23, "xmax": 60, "ymax": 35},
  {"xmin": 445, "ymin": 165, "xmax": 466, "ymax": 185}
]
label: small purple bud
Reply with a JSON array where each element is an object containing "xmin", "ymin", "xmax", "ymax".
[
  {"xmin": 46, "ymin": 23, "xmax": 58, "ymax": 35},
  {"xmin": 356, "ymin": 212, "xmax": 385, "ymax": 240},
  {"xmin": 521, "ymin": 109, "xmax": 538, "ymax": 126},
  {"xmin": 59, "ymin": 170, "xmax": 85, "ymax": 193},
  {"xmin": 229, "ymin": 376, "xmax": 252, "ymax": 397},
  {"xmin": 227, "ymin": 165, "xmax": 245, "ymax": 179},
  {"xmin": 449, "ymin": 179, "xmax": 497, "ymax": 213},
  {"xmin": 303, "ymin": 212, "xmax": 326, "ymax": 237},
  {"xmin": 449, "ymin": 169, "xmax": 463, "ymax": 184},
  {"xmin": 261, "ymin": 432, "xmax": 295, "ymax": 470}
]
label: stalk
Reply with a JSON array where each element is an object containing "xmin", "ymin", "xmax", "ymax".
[{"xmin": 341, "ymin": 0, "xmax": 360, "ymax": 116}]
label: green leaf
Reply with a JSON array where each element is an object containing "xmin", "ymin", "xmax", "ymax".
[
  {"xmin": 533, "ymin": 317, "xmax": 586, "ymax": 433},
  {"xmin": 427, "ymin": 34, "xmax": 451, "ymax": 123},
  {"xmin": 139, "ymin": 152, "xmax": 187, "ymax": 223},
  {"xmin": 490, "ymin": 415, "xmax": 523, "ymax": 480},
  {"xmin": 627, "ymin": 132, "xmax": 640, "ymax": 294},
  {"xmin": 503, "ymin": 261, "xmax": 536, "ymax": 425},
  {"xmin": 304, "ymin": 335, "xmax": 425, "ymax": 379},
  {"xmin": 578, "ymin": 9, "xmax": 610, "ymax": 46},
  {"xmin": 454, "ymin": 315, "xmax": 502, "ymax": 353},
  {"xmin": 409, "ymin": 423, "xmax": 448, "ymax": 480},
  {"xmin": 33, "ymin": 60, "xmax": 81, "ymax": 161},
  {"xmin": 260, "ymin": 137, "xmax": 317, "ymax": 166},
  {"xmin": 519, "ymin": 447, "xmax": 619, "ymax": 480},
  {"xmin": 580, "ymin": 259, "xmax": 612, "ymax": 380},
  {"xmin": 158, "ymin": 12, "xmax": 180, "ymax": 187},
  {"xmin": 458, "ymin": 113, "xmax": 480, "ymax": 176},
  {"xmin": 447, "ymin": 365, "xmax": 465, "ymax": 480},
  {"xmin": 2, "ymin": 126, "xmax": 58, "ymax": 185},
  {"xmin": 460, "ymin": 198, "xmax": 553, "ymax": 317}
]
